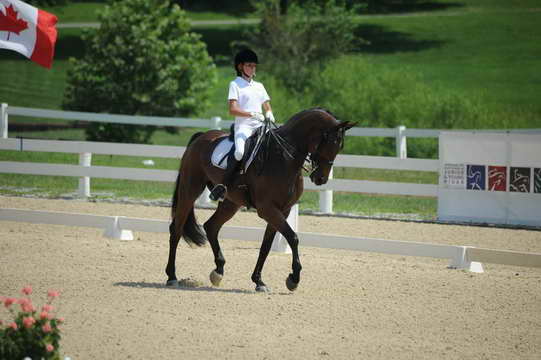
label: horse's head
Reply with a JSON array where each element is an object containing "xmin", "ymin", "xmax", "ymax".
[{"xmin": 309, "ymin": 121, "xmax": 356, "ymax": 185}]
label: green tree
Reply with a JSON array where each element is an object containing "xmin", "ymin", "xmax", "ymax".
[
  {"xmin": 245, "ymin": 0, "xmax": 361, "ymax": 92},
  {"xmin": 62, "ymin": 0, "xmax": 216, "ymax": 143}
]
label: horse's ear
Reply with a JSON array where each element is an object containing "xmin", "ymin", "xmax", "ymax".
[{"xmin": 338, "ymin": 121, "xmax": 357, "ymax": 131}]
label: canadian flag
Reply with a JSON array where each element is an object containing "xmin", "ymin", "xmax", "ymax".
[{"xmin": 0, "ymin": 0, "xmax": 57, "ymax": 68}]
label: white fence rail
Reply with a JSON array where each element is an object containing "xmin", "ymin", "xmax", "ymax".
[
  {"xmin": 0, "ymin": 137, "xmax": 439, "ymax": 212},
  {"xmin": 1, "ymin": 103, "xmax": 442, "ymax": 160},
  {"xmin": 2, "ymin": 104, "xmax": 540, "ymax": 213},
  {"xmin": 2, "ymin": 208, "xmax": 541, "ymax": 272}
]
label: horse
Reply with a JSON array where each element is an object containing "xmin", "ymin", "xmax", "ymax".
[{"xmin": 166, "ymin": 108, "xmax": 356, "ymax": 292}]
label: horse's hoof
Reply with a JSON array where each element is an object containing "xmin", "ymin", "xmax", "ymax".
[
  {"xmin": 166, "ymin": 279, "xmax": 178, "ymax": 287},
  {"xmin": 210, "ymin": 270, "xmax": 223, "ymax": 287},
  {"xmin": 286, "ymin": 274, "xmax": 298, "ymax": 291},
  {"xmin": 255, "ymin": 285, "xmax": 271, "ymax": 293}
]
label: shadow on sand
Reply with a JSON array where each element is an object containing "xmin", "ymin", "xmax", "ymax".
[
  {"xmin": 114, "ymin": 281, "xmax": 295, "ymax": 296},
  {"xmin": 114, "ymin": 281, "xmax": 256, "ymax": 295}
]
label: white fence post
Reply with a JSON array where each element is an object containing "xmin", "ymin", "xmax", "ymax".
[
  {"xmin": 1, "ymin": 103, "xmax": 7, "ymax": 139},
  {"xmin": 78, "ymin": 152, "xmax": 92, "ymax": 198},
  {"xmin": 396, "ymin": 125, "xmax": 407, "ymax": 159},
  {"xmin": 319, "ymin": 167, "xmax": 333, "ymax": 214},
  {"xmin": 271, "ymin": 204, "xmax": 297, "ymax": 253},
  {"xmin": 211, "ymin": 116, "xmax": 222, "ymax": 130}
]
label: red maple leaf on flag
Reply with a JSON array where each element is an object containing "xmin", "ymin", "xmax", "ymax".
[{"xmin": 0, "ymin": 4, "xmax": 29, "ymax": 40}]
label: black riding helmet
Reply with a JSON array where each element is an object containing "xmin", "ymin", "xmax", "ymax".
[{"xmin": 234, "ymin": 48, "xmax": 258, "ymax": 76}]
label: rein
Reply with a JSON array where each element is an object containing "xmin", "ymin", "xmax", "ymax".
[
  {"xmin": 261, "ymin": 108, "xmax": 346, "ymax": 174},
  {"xmin": 265, "ymin": 120, "xmax": 313, "ymax": 172}
]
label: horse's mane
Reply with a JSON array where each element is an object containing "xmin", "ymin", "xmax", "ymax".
[{"xmin": 280, "ymin": 107, "xmax": 338, "ymax": 131}]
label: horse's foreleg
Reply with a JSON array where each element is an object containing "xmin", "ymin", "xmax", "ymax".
[
  {"xmin": 257, "ymin": 207, "xmax": 302, "ymax": 292},
  {"xmin": 251, "ymin": 224, "xmax": 277, "ymax": 292},
  {"xmin": 203, "ymin": 199, "xmax": 239, "ymax": 286}
]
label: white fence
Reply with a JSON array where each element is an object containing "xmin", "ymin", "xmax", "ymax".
[
  {"xmin": 0, "ymin": 137, "xmax": 439, "ymax": 212},
  {"xmin": 1, "ymin": 104, "xmax": 435, "ymax": 159},
  {"xmin": 4, "ymin": 104, "xmax": 540, "ymax": 157},
  {"xmin": 2, "ymin": 207, "xmax": 541, "ymax": 273},
  {"xmin": 1, "ymin": 103, "xmax": 443, "ymax": 212},
  {"xmin": 2, "ymin": 103, "xmax": 541, "ymax": 213}
]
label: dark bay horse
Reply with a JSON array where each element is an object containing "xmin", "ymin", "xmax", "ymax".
[{"xmin": 166, "ymin": 108, "xmax": 355, "ymax": 292}]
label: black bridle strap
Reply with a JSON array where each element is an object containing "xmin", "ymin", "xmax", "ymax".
[{"xmin": 266, "ymin": 119, "xmax": 313, "ymax": 172}]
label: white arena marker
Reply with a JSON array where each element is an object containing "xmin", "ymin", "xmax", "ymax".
[
  {"xmin": 103, "ymin": 216, "xmax": 134, "ymax": 241},
  {"xmin": 271, "ymin": 204, "xmax": 298, "ymax": 254},
  {"xmin": 448, "ymin": 246, "xmax": 484, "ymax": 273}
]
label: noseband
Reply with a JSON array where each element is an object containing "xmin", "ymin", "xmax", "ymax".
[{"xmin": 308, "ymin": 127, "xmax": 346, "ymax": 171}]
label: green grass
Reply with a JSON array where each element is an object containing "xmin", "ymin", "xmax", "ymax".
[
  {"xmin": 356, "ymin": 4, "xmax": 541, "ymax": 116},
  {"xmin": 41, "ymin": 2, "xmax": 104, "ymax": 23},
  {"xmin": 40, "ymin": 2, "xmax": 253, "ymax": 23}
]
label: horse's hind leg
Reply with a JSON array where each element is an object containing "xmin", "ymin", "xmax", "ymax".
[
  {"xmin": 166, "ymin": 218, "xmax": 184, "ymax": 286},
  {"xmin": 203, "ymin": 199, "xmax": 240, "ymax": 286},
  {"xmin": 166, "ymin": 178, "xmax": 206, "ymax": 287}
]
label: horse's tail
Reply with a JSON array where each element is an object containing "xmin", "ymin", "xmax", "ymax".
[{"xmin": 170, "ymin": 131, "xmax": 207, "ymax": 247}]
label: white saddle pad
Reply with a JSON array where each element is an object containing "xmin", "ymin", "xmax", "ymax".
[
  {"xmin": 210, "ymin": 135, "xmax": 263, "ymax": 171},
  {"xmin": 211, "ymin": 137, "xmax": 233, "ymax": 170}
]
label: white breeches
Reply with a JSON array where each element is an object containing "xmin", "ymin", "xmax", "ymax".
[{"xmin": 233, "ymin": 122, "xmax": 262, "ymax": 161}]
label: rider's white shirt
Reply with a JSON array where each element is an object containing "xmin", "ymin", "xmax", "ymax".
[{"xmin": 228, "ymin": 76, "xmax": 270, "ymax": 128}]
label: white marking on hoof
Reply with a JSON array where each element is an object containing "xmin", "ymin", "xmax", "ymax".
[
  {"xmin": 166, "ymin": 280, "xmax": 178, "ymax": 287},
  {"xmin": 210, "ymin": 270, "xmax": 223, "ymax": 287},
  {"xmin": 255, "ymin": 285, "xmax": 271, "ymax": 293}
]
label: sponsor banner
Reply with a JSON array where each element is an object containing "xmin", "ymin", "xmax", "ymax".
[
  {"xmin": 439, "ymin": 132, "xmax": 541, "ymax": 226},
  {"xmin": 488, "ymin": 166, "xmax": 506, "ymax": 191},
  {"xmin": 466, "ymin": 165, "xmax": 485, "ymax": 190},
  {"xmin": 442, "ymin": 163, "xmax": 465, "ymax": 188},
  {"xmin": 510, "ymin": 167, "xmax": 531, "ymax": 193}
]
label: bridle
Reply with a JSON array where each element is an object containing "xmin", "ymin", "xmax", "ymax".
[
  {"xmin": 309, "ymin": 127, "xmax": 345, "ymax": 169},
  {"xmin": 264, "ymin": 119, "xmax": 345, "ymax": 173}
]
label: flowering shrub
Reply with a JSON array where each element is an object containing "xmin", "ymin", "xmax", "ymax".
[{"xmin": 0, "ymin": 286, "xmax": 63, "ymax": 360}]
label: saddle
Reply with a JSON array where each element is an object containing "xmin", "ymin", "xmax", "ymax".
[{"xmin": 210, "ymin": 124, "xmax": 267, "ymax": 173}]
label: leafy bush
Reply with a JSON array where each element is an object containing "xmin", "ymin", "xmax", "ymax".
[
  {"xmin": 246, "ymin": 0, "xmax": 361, "ymax": 92},
  {"xmin": 0, "ymin": 286, "xmax": 63, "ymax": 360},
  {"xmin": 310, "ymin": 56, "xmax": 487, "ymax": 157},
  {"xmin": 62, "ymin": 0, "xmax": 217, "ymax": 143}
]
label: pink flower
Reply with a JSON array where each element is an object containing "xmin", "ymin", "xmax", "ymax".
[
  {"xmin": 47, "ymin": 290, "xmax": 60, "ymax": 299},
  {"xmin": 18, "ymin": 298, "xmax": 28, "ymax": 305},
  {"xmin": 42, "ymin": 304, "xmax": 54, "ymax": 312},
  {"xmin": 45, "ymin": 344, "xmax": 54, "ymax": 353},
  {"xmin": 42, "ymin": 322, "xmax": 52, "ymax": 333},
  {"xmin": 40, "ymin": 311, "xmax": 49, "ymax": 320},
  {"xmin": 22, "ymin": 316, "xmax": 36, "ymax": 329},
  {"xmin": 9, "ymin": 322, "xmax": 18, "ymax": 330},
  {"xmin": 56, "ymin": 317, "xmax": 65, "ymax": 324},
  {"xmin": 3, "ymin": 297, "xmax": 16, "ymax": 308},
  {"xmin": 18, "ymin": 298, "xmax": 35, "ymax": 313},
  {"xmin": 21, "ymin": 286, "xmax": 33, "ymax": 295}
]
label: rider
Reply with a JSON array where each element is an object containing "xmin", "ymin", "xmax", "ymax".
[{"xmin": 209, "ymin": 48, "xmax": 275, "ymax": 201}]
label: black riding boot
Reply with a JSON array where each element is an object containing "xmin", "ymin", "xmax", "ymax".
[{"xmin": 209, "ymin": 156, "xmax": 241, "ymax": 201}]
